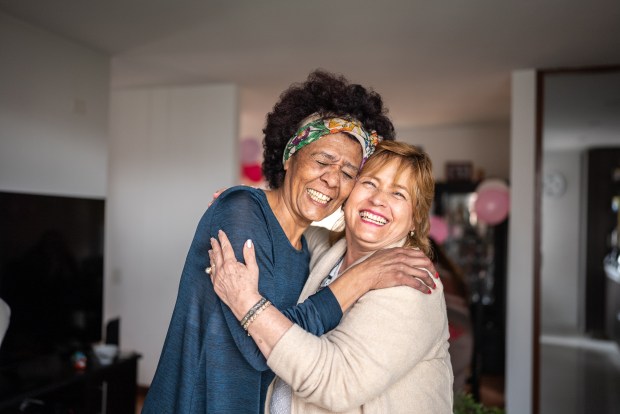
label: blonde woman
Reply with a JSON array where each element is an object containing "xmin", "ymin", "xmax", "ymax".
[{"xmin": 210, "ymin": 141, "xmax": 453, "ymax": 413}]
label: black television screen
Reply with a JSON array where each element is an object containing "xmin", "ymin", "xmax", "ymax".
[{"xmin": 0, "ymin": 191, "xmax": 104, "ymax": 366}]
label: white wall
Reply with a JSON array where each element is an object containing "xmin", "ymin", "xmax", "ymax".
[
  {"xmin": 0, "ymin": 11, "xmax": 109, "ymax": 198},
  {"xmin": 107, "ymin": 84, "xmax": 238, "ymax": 385},
  {"xmin": 541, "ymin": 150, "xmax": 582, "ymax": 334},
  {"xmin": 0, "ymin": 11, "xmax": 241, "ymax": 386},
  {"xmin": 398, "ymin": 122, "xmax": 510, "ymax": 181},
  {"xmin": 506, "ymin": 70, "xmax": 537, "ymax": 414}
]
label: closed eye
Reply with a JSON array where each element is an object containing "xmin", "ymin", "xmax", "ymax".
[
  {"xmin": 312, "ymin": 154, "xmax": 357, "ymax": 180},
  {"xmin": 360, "ymin": 179, "xmax": 376, "ymax": 188}
]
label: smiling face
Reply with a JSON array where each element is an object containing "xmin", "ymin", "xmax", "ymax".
[
  {"xmin": 344, "ymin": 158, "xmax": 416, "ymax": 253},
  {"xmin": 281, "ymin": 132, "xmax": 363, "ymax": 225}
]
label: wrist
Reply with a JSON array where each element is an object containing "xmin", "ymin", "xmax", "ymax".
[
  {"xmin": 342, "ymin": 265, "xmax": 374, "ymax": 293},
  {"xmin": 234, "ymin": 292, "xmax": 263, "ymax": 321},
  {"xmin": 328, "ymin": 268, "xmax": 370, "ymax": 312}
]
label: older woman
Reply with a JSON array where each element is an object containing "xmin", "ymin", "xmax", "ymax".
[
  {"xmin": 142, "ymin": 72, "xmax": 437, "ymax": 413},
  {"xmin": 210, "ymin": 141, "xmax": 453, "ymax": 413}
]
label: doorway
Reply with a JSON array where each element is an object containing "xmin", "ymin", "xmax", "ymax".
[{"xmin": 538, "ymin": 68, "xmax": 620, "ymax": 413}]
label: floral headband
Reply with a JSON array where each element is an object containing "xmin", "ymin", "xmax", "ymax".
[{"xmin": 282, "ymin": 114, "xmax": 382, "ymax": 167}]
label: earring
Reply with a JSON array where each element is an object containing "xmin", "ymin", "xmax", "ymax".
[{"xmin": 409, "ymin": 230, "xmax": 415, "ymax": 238}]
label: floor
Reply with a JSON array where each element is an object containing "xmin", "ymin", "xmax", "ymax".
[{"xmin": 540, "ymin": 335, "xmax": 620, "ymax": 413}]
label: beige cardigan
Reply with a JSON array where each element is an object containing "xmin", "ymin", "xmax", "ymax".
[{"xmin": 266, "ymin": 227, "xmax": 453, "ymax": 413}]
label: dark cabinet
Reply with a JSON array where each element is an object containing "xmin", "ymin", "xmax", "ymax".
[
  {"xmin": 584, "ymin": 148, "xmax": 620, "ymax": 337},
  {"xmin": 0, "ymin": 353, "xmax": 139, "ymax": 414}
]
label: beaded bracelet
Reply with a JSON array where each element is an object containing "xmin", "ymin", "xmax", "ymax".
[
  {"xmin": 240, "ymin": 297, "xmax": 268, "ymax": 328},
  {"xmin": 242, "ymin": 300, "xmax": 272, "ymax": 336}
]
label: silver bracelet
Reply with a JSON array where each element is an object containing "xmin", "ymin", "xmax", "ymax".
[
  {"xmin": 242, "ymin": 300, "xmax": 272, "ymax": 336},
  {"xmin": 240, "ymin": 297, "xmax": 268, "ymax": 328}
]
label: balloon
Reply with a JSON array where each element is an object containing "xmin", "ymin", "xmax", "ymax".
[
  {"xmin": 474, "ymin": 188, "xmax": 510, "ymax": 225},
  {"xmin": 476, "ymin": 178, "xmax": 509, "ymax": 194},
  {"xmin": 429, "ymin": 215, "xmax": 449, "ymax": 244},
  {"xmin": 241, "ymin": 163, "xmax": 262, "ymax": 183},
  {"xmin": 240, "ymin": 138, "xmax": 261, "ymax": 164}
]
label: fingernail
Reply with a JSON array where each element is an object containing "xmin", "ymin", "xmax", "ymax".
[
  {"xmin": 246, "ymin": 239, "xmax": 253, "ymax": 249},
  {"xmin": 427, "ymin": 289, "xmax": 432, "ymax": 294},
  {"xmin": 210, "ymin": 237, "xmax": 216, "ymax": 244},
  {"xmin": 434, "ymin": 271, "xmax": 439, "ymax": 279},
  {"xmin": 432, "ymin": 282, "xmax": 436, "ymax": 289}
]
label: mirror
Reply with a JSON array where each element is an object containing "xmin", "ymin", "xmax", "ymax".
[{"xmin": 539, "ymin": 68, "xmax": 620, "ymax": 413}]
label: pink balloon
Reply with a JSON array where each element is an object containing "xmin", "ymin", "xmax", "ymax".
[
  {"xmin": 429, "ymin": 215, "xmax": 449, "ymax": 244},
  {"xmin": 476, "ymin": 178, "xmax": 509, "ymax": 193},
  {"xmin": 240, "ymin": 138, "xmax": 261, "ymax": 164},
  {"xmin": 474, "ymin": 188, "xmax": 510, "ymax": 225}
]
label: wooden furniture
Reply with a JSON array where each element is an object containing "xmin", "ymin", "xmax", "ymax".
[{"xmin": 0, "ymin": 352, "xmax": 139, "ymax": 414}]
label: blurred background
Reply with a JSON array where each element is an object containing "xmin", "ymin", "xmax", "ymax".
[{"xmin": 0, "ymin": 1, "xmax": 619, "ymax": 413}]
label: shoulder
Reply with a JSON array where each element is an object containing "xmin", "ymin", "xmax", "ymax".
[
  {"xmin": 355, "ymin": 282, "xmax": 447, "ymax": 323},
  {"xmin": 305, "ymin": 227, "xmax": 345, "ymax": 270},
  {"xmin": 203, "ymin": 187, "xmax": 277, "ymax": 244},
  {"xmin": 211, "ymin": 187, "xmax": 268, "ymax": 219},
  {"xmin": 217, "ymin": 186, "xmax": 266, "ymax": 206},
  {"xmin": 333, "ymin": 285, "xmax": 450, "ymax": 359},
  {"xmin": 304, "ymin": 226, "xmax": 330, "ymax": 251}
]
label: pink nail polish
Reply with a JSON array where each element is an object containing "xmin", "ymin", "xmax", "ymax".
[
  {"xmin": 434, "ymin": 271, "xmax": 439, "ymax": 279},
  {"xmin": 427, "ymin": 289, "xmax": 432, "ymax": 294}
]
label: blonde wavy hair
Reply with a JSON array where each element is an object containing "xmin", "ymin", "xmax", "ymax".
[{"xmin": 330, "ymin": 140, "xmax": 435, "ymax": 257}]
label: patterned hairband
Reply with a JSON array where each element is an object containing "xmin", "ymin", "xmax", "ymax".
[{"xmin": 282, "ymin": 115, "xmax": 382, "ymax": 166}]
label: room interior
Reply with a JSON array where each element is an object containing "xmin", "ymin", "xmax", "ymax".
[
  {"xmin": 538, "ymin": 69, "xmax": 620, "ymax": 413},
  {"xmin": 0, "ymin": 2, "xmax": 619, "ymax": 413}
]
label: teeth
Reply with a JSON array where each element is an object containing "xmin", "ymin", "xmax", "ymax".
[
  {"xmin": 360, "ymin": 211, "xmax": 387, "ymax": 225},
  {"xmin": 307, "ymin": 189, "xmax": 331, "ymax": 204}
]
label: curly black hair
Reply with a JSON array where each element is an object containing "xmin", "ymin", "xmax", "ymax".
[{"xmin": 262, "ymin": 69, "xmax": 395, "ymax": 189}]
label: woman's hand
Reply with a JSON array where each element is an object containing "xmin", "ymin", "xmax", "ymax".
[
  {"xmin": 352, "ymin": 246, "xmax": 439, "ymax": 293},
  {"xmin": 329, "ymin": 247, "xmax": 438, "ymax": 312},
  {"xmin": 208, "ymin": 188, "xmax": 228, "ymax": 207},
  {"xmin": 208, "ymin": 230, "xmax": 263, "ymax": 321}
]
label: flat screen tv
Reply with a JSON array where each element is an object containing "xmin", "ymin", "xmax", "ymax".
[{"xmin": 0, "ymin": 191, "xmax": 104, "ymax": 367}]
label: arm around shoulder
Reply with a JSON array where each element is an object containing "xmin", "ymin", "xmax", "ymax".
[{"xmin": 267, "ymin": 285, "xmax": 448, "ymax": 411}]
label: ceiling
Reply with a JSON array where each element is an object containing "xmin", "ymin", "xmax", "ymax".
[
  {"xmin": 1, "ymin": 0, "xmax": 620, "ymax": 141},
  {"xmin": 544, "ymin": 71, "xmax": 620, "ymax": 150}
]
